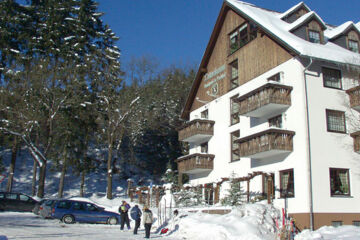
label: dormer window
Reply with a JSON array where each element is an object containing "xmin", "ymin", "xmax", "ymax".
[
  {"xmin": 308, "ymin": 30, "xmax": 321, "ymax": 43},
  {"xmin": 229, "ymin": 22, "xmax": 257, "ymax": 54},
  {"xmin": 348, "ymin": 40, "xmax": 359, "ymax": 53}
]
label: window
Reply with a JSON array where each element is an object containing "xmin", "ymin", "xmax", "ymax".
[
  {"xmin": 280, "ymin": 169, "xmax": 294, "ymax": 198},
  {"xmin": 353, "ymin": 221, "xmax": 360, "ymax": 227},
  {"xmin": 229, "ymin": 22, "xmax": 257, "ymax": 54},
  {"xmin": 269, "ymin": 115, "xmax": 282, "ymax": 128},
  {"xmin": 268, "ymin": 72, "xmax": 281, "ymax": 82},
  {"xmin": 263, "ymin": 173, "xmax": 275, "ymax": 198},
  {"xmin": 231, "ymin": 130, "xmax": 240, "ymax": 162},
  {"xmin": 330, "ymin": 168, "xmax": 350, "ymax": 196},
  {"xmin": 323, "ymin": 67, "xmax": 342, "ymax": 89},
  {"xmin": 229, "ymin": 60, "xmax": 238, "ymax": 90},
  {"xmin": 86, "ymin": 203, "xmax": 98, "ymax": 211},
  {"xmin": 73, "ymin": 202, "xmax": 86, "ymax": 211},
  {"xmin": 201, "ymin": 142, "xmax": 208, "ymax": 153},
  {"xmin": 348, "ymin": 40, "xmax": 359, "ymax": 53},
  {"xmin": 326, "ymin": 109, "xmax": 346, "ymax": 133},
  {"xmin": 6, "ymin": 193, "xmax": 17, "ymax": 200},
  {"xmin": 19, "ymin": 194, "xmax": 30, "ymax": 201},
  {"xmin": 230, "ymin": 96, "xmax": 240, "ymax": 125},
  {"xmin": 57, "ymin": 201, "xmax": 72, "ymax": 209},
  {"xmin": 332, "ymin": 221, "xmax": 343, "ymax": 227},
  {"xmin": 308, "ymin": 30, "xmax": 321, "ymax": 43},
  {"xmin": 201, "ymin": 109, "xmax": 208, "ymax": 119}
]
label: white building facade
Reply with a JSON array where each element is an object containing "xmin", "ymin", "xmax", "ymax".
[{"xmin": 176, "ymin": 0, "xmax": 360, "ymax": 230}]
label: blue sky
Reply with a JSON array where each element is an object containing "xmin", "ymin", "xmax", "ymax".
[{"xmin": 98, "ymin": 0, "xmax": 360, "ymax": 69}]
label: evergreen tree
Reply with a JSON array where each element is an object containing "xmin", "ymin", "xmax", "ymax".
[{"xmin": 221, "ymin": 172, "xmax": 245, "ymax": 206}]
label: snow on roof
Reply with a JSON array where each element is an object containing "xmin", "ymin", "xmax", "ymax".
[
  {"xmin": 287, "ymin": 11, "xmax": 326, "ymax": 32},
  {"xmin": 325, "ymin": 21, "xmax": 356, "ymax": 40},
  {"xmin": 226, "ymin": 0, "xmax": 360, "ymax": 66},
  {"xmin": 278, "ymin": 1, "xmax": 310, "ymax": 20}
]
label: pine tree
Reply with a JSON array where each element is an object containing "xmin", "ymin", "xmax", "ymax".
[{"xmin": 221, "ymin": 173, "xmax": 245, "ymax": 206}]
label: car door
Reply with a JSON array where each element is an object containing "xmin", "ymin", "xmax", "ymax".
[
  {"xmin": 19, "ymin": 194, "xmax": 36, "ymax": 212},
  {"xmin": 85, "ymin": 203, "xmax": 106, "ymax": 223},
  {"xmin": 72, "ymin": 202, "xmax": 88, "ymax": 222},
  {"xmin": 5, "ymin": 193, "xmax": 19, "ymax": 211}
]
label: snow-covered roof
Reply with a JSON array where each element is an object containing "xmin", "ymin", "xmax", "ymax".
[
  {"xmin": 287, "ymin": 11, "xmax": 326, "ymax": 32},
  {"xmin": 278, "ymin": 1, "xmax": 310, "ymax": 20},
  {"xmin": 325, "ymin": 21, "xmax": 358, "ymax": 40},
  {"xmin": 226, "ymin": 0, "xmax": 360, "ymax": 66}
]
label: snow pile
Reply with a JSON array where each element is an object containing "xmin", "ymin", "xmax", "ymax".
[
  {"xmin": 168, "ymin": 203, "xmax": 279, "ymax": 240},
  {"xmin": 295, "ymin": 225, "xmax": 360, "ymax": 240}
]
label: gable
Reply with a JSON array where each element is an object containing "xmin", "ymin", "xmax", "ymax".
[{"xmin": 187, "ymin": 8, "xmax": 293, "ymax": 116}]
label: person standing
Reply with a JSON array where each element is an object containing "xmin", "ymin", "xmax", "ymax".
[
  {"xmin": 130, "ymin": 205, "xmax": 142, "ymax": 235},
  {"xmin": 118, "ymin": 200, "xmax": 131, "ymax": 230},
  {"xmin": 142, "ymin": 206, "xmax": 153, "ymax": 239}
]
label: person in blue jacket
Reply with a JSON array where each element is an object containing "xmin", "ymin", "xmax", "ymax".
[{"xmin": 130, "ymin": 205, "xmax": 142, "ymax": 235}]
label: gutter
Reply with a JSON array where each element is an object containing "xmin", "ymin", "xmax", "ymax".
[{"xmin": 303, "ymin": 56, "xmax": 314, "ymax": 230}]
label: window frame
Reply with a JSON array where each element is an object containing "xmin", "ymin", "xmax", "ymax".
[
  {"xmin": 329, "ymin": 168, "xmax": 351, "ymax": 197},
  {"xmin": 230, "ymin": 95, "xmax": 240, "ymax": 125},
  {"xmin": 201, "ymin": 142, "xmax": 208, "ymax": 153},
  {"xmin": 262, "ymin": 173, "xmax": 275, "ymax": 199},
  {"xmin": 322, "ymin": 67, "xmax": 342, "ymax": 90},
  {"xmin": 326, "ymin": 109, "xmax": 346, "ymax": 133},
  {"xmin": 308, "ymin": 29, "xmax": 321, "ymax": 43},
  {"xmin": 201, "ymin": 109, "xmax": 208, "ymax": 119},
  {"xmin": 279, "ymin": 169, "xmax": 294, "ymax": 198},
  {"xmin": 268, "ymin": 115, "xmax": 282, "ymax": 128},
  {"xmin": 230, "ymin": 130, "xmax": 240, "ymax": 162},
  {"xmin": 229, "ymin": 59, "xmax": 239, "ymax": 91},
  {"xmin": 228, "ymin": 22, "xmax": 257, "ymax": 55},
  {"xmin": 348, "ymin": 39, "xmax": 359, "ymax": 53}
]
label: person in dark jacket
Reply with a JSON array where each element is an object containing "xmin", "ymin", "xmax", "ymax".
[
  {"xmin": 142, "ymin": 206, "xmax": 153, "ymax": 239},
  {"xmin": 118, "ymin": 200, "xmax": 131, "ymax": 230},
  {"xmin": 130, "ymin": 205, "xmax": 142, "ymax": 235}
]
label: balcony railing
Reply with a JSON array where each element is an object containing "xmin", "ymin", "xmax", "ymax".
[
  {"xmin": 178, "ymin": 119, "xmax": 215, "ymax": 143},
  {"xmin": 176, "ymin": 153, "xmax": 214, "ymax": 174},
  {"xmin": 235, "ymin": 129, "xmax": 295, "ymax": 159},
  {"xmin": 236, "ymin": 83, "xmax": 292, "ymax": 118},
  {"xmin": 350, "ymin": 131, "xmax": 360, "ymax": 153},
  {"xmin": 346, "ymin": 86, "xmax": 360, "ymax": 112}
]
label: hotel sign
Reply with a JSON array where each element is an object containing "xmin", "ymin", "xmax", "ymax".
[{"xmin": 204, "ymin": 64, "xmax": 226, "ymax": 89}]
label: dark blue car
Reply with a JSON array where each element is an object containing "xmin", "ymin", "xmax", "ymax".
[{"xmin": 51, "ymin": 199, "xmax": 120, "ymax": 225}]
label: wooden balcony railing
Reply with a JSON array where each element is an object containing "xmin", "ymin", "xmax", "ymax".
[
  {"xmin": 346, "ymin": 86, "xmax": 360, "ymax": 112},
  {"xmin": 176, "ymin": 153, "xmax": 214, "ymax": 174},
  {"xmin": 350, "ymin": 131, "xmax": 360, "ymax": 153},
  {"xmin": 235, "ymin": 129, "xmax": 295, "ymax": 158},
  {"xmin": 236, "ymin": 83, "xmax": 292, "ymax": 117},
  {"xmin": 178, "ymin": 119, "xmax": 215, "ymax": 143}
]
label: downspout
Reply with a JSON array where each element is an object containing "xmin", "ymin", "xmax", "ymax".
[{"xmin": 303, "ymin": 57, "xmax": 314, "ymax": 230}]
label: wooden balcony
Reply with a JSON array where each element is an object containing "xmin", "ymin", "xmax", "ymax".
[
  {"xmin": 236, "ymin": 83, "xmax": 292, "ymax": 118},
  {"xmin": 350, "ymin": 131, "xmax": 360, "ymax": 153},
  {"xmin": 176, "ymin": 153, "xmax": 214, "ymax": 174},
  {"xmin": 178, "ymin": 119, "xmax": 215, "ymax": 143},
  {"xmin": 235, "ymin": 129, "xmax": 295, "ymax": 159},
  {"xmin": 346, "ymin": 86, "xmax": 360, "ymax": 112}
]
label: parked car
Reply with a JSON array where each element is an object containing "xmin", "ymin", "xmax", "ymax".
[
  {"xmin": 39, "ymin": 199, "xmax": 60, "ymax": 219},
  {"xmin": 33, "ymin": 198, "xmax": 48, "ymax": 215},
  {"xmin": 51, "ymin": 199, "xmax": 120, "ymax": 225},
  {"xmin": 0, "ymin": 192, "xmax": 39, "ymax": 212}
]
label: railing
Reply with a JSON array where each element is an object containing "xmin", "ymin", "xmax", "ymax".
[
  {"xmin": 178, "ymin": 119, "xmax": 215, "ymax": 142},
  {"xmin": 350, "ymin": 131, "xmax": 360, "ymax": 153},
  {"xmin": 176, "ymin": 153, "xmax": 215, "ymax": 174},
  {"xmin": 236, "ymin": 129, "xmax": 295, "ymax": 158},
  {"xmin": 346, "ymin": 86, "xmax": 360, "ymax": 110},
  {"xmin": 236, "ymin": 83, "xmax": 292, "ymax": 116}
]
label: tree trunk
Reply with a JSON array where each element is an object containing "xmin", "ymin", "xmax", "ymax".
[
  {"xmin": 37, "ymin": 161, "xmax": 47, "ymax": 198},
  {"xmin": 106, "ymin": 143, "xmax": 113, "ymax": 199},
  {"xmin": 80, "ymin": 171, "xmax": 85, "ymax": 197},
  {"xmin": 31, "ymin": 160, "xmax": 38, "ymax": 196},
  {"xmin": 6, "ymin": 138, "xmax": 18, "ymax": 192},
  {"xmin": 58, "ymin": 145, "xmax": 68, "ymax": 198}
]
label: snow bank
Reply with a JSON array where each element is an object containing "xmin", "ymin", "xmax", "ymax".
[
  {"xmin": 168, "ymin": 203, "xmax": 279, "ymax": 240},
  {"xmin": 295, "ymin": 225, "xmax": 360, "ymax": 240}
]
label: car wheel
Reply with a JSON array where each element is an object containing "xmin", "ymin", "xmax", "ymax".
[
  {"xmin": 107, "ymin": 216, "xmax": 118, "ymax": 225},
  {"xmin": 62, "ymin": 214, "xmax": 75, "ymax": 224}
]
